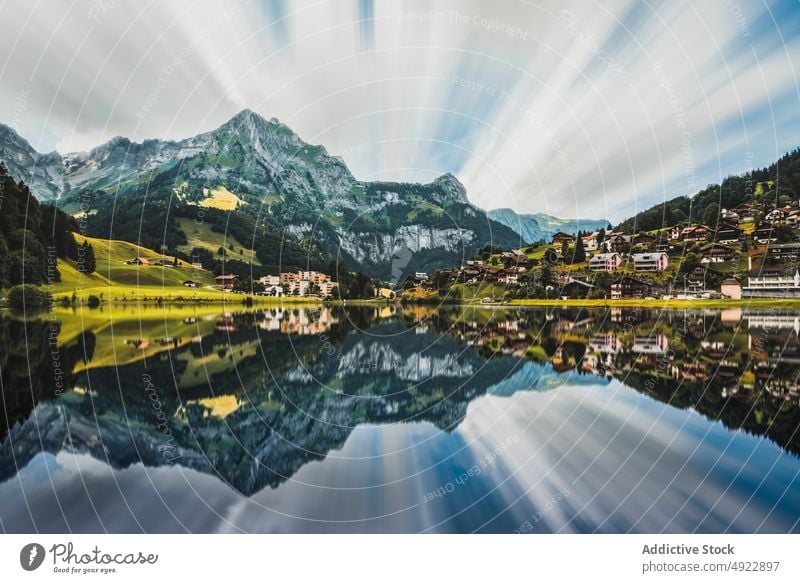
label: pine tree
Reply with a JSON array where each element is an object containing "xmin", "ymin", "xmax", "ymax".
[
  {"xmin": 0, "ymin": 235, "xmax": 8, "ymax": 288},
  {"xmin": 573, "ymin": 235, "xmax": 586, "ymax": 263},
  {"xmin": 80, "ymin": 241, "xmax": 96, "ymax": 274}
]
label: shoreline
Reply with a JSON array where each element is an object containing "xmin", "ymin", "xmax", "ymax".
[
  {"xmin": 0, "ymin": 294, "xmax": 396, "ymax": 313},
  {"xmin": 6, "ymin": 287, "xmax": 800, "ymax": 311},
  {"xmin": 502, "ymin": 298, "xmax": 800, "ymax": 308}
]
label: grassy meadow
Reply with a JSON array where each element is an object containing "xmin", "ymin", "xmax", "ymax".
[
  {"xmin": 42, "ymin": 233, "xmax": 224, "ymax": 302},
  {"xmin": 175, "ymin": 217, "xmax": 262, "ymax": 266}
]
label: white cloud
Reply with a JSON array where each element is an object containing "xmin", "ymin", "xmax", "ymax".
[{"xmin": 0, "ymin": 0, "xmax": 797, "ymax": 221}]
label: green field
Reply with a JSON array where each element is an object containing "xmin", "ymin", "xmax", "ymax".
[
  {"xmin": 175, "ymin": 217, "xmax": 262, "ymax": 266},
  {"xmin": 453, "ymin": 282, "xmax": 509, "ymax": 301},
  {"xmin": 46, "ymin": 233, "xmax": 217, "ymax": 300},
  {"xmin": 10, "ymin": 232, "xmax": 339, "ymax": 305},
  {"xmin": 523, "ymin": 244, "xmax": 549, "ymax": 260}
]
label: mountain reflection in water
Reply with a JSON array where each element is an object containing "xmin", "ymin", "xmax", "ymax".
[{"xmin": 0, "ymin": 304, "xmax": 799, "ymax": 533}]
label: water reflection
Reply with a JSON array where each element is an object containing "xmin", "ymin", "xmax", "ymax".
[
  {"xmin": 429, "ymin": 306, "xmax": 800, "ymax": 454},
  {"xmin": 0, "ymin": 305, "xmax": 799, "ymax": 532}
]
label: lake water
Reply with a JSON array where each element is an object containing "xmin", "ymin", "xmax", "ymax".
[{"xmin": 1, "ymin": 304, "xmax": 799, "ymax": 533}]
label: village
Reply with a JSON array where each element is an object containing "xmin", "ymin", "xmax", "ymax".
[
  {"xmin": 401, "ymin": 201, "xmax": 800, "ymax": 302},
  {"xmin": 213, "ymin": 270, "xmax": 341, "ymax": 297},
  {"xmin": 123, "ymin": 255, "xmax": 342, "ymax": 298},
  {"xmin": 118, "ymin": 199, "xmax": 800, "ymax": 305}
]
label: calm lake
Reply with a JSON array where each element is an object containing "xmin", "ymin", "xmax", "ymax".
[{"xmin": 1, "ymin": 304, "xmax": 799, "ymax": 533}]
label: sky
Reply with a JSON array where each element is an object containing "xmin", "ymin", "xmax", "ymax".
[{"xmin": 0, "ymin": 0, "xmax": 799, "ymax": 222}]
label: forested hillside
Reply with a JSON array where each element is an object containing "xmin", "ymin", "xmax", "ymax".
[
  {"xmin": 0, "ymin": 163, "xmax": 94, "ymax": 289},
  {"xmin": 616, "ymin": 148, "xmax": 800, "ymax": 232}
]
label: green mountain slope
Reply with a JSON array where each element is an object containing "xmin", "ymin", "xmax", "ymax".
[
  {"xmin": 0, "ymin": 110, "xmax": 522, "ymax": 278},
  {"xmin": 615, "ymin": 148, "xmax": 800, "ymax": 233}
]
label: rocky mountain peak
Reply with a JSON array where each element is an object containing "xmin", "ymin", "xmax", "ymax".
[
  {"xmin": 0, "ymin": 112, "xmax": 533, "ymax": 278},
  {"xmin": 0, "ymin": 122, "xmax": 20, "ymax": 141},
  {"xmin": 432, "ymin": 172, "xmax": 469, "ymax": 204},
  {"xmin": 0, "ymin": 122, "xmax": 65, "ymax": 200},
  {"xmin": 224, "ymin": 107, "xmax": 261, "ymax": 127}
]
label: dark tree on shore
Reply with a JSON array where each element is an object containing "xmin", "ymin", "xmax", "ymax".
[
  {"xmin": 573, "ymin": 236, "xmax": 586, "ymax": 263},
  {"xmin": 703, "ymin": 202, "xmax": 720, "ymax": 227},
  {"xmin": 0, "ymin": 164, "xmax": 78, "ymax": 286},
  {"xmin": 79, "ymin": 241, "xmax": 96, "ymax": 274}
]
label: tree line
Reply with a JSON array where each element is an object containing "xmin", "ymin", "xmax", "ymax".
[
  {"xmin": 0, "ymin": 163, "xmax": 95, "ymax": 293},
  {"xmin": 615, "ymin": 148, "xmax": 800, "ymax": 233}
]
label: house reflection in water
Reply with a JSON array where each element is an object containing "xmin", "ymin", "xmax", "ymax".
[
  {"xmin": 632, "ymin": 334, "xmax": 668, "ymax": 354},
  {"xmin": 430, "ymin": 306, "xmax": 800, "ymax": 411}
]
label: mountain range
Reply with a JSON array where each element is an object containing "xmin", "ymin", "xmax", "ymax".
[
  {"xmin": 0, "ymin": 111, "xmax": 605, "ymax": 277},
  {"xmin": 488, "ymin": 208, "xmax": 608, "ymax": 244}
]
